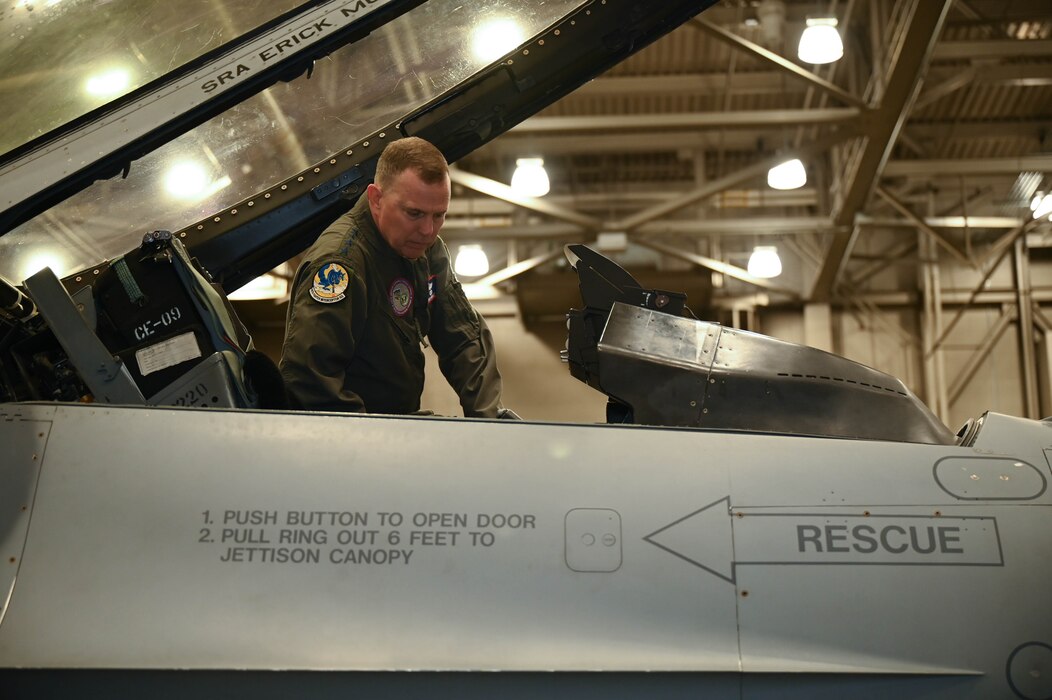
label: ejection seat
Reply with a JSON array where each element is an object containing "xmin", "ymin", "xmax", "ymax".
[{"xmin": 19, "ymin": 231, "xmax": 292, "ymax": 410}]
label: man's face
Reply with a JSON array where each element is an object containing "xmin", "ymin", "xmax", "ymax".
[{"xmin": 366, "ymin": 168, "xmax": 450, "ymax": 260}]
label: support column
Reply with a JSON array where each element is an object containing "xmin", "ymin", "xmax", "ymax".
[
  {"xmin": 1013, "ymin": 238, "xmax": 1039, "ymax": 418},
  {"xmin": 803, "ymin": 303, "xmax": 834, "ymax": 353},
  {"xmin": 1038, "ymin": 328, "xmax": 1052, "ymax": 418},
  {"xmin": 920, "ymin": 232, "xmax": 949, "ymax": 422}
]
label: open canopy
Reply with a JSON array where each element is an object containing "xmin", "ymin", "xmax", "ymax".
[{"xmin": 0, "ymin": 0, "xmax": 711, "ymax": 289}]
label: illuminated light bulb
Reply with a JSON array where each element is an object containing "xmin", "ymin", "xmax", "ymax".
[
  {"xmin": 798, "ymin": 17, "xmax": 843, "ymax": 65},
  {"xmin": 164, "ymin": 161, "xmax": 211, "ymax": 199},
  {"xmin": 511, "ymin": 157, "xmax": 550, "ymax": 197},
  {"xmin": 747, "ymin": 246, "xmax": 782, "ymax": 278},
  {"xmin": 1032, "ymin": 194, "xmax": 1052, "ymax": 220},
  {"xmin": 472, "ymin": 18, "xmax": 524, "ymax": 62},
  {"xmin": 454, "ymin": 245, "xmax": 489, "ymax": 277},
  {"xmin": 85, "ymin": 68, "xmax": 131, "ymax": 97},
  {"xmin": 767, "ymin": 158, "xmax": 807, "ymax": 190}
]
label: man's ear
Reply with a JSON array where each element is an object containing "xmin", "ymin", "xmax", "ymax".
[{"xmin": 365, "ymin": 183, "xmax": 382, "ymax": 212}]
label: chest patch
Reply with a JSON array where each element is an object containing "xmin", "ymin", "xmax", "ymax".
[
  {"xmin": 309, "ymin": 262, "xmax": 349, "ymax": 303},
  {"xmin": 388, "ymin": 277, "xmax": 414, "ymax": 317},
  {"xmin": 428, "ymin": 275, "xmax": 438, "ymax": 305}
]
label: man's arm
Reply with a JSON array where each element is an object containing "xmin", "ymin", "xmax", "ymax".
[
  {"xmin": 280, "ymin": 257, "xmax": 368, "ymax": 412},
  {"xmin": 427, "ymin": 241, "xmax": 503, "ymax": 418}
]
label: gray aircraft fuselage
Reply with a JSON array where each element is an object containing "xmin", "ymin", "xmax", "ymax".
[{"xmin": 1, "ymin": 401, "xmax": 1049, "ymax": 698}]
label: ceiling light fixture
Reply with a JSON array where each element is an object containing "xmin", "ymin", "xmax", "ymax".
[
  {"xmin": 454, "ymin": 244, "xmax": 490, "ymax": 277},
  {"xmin": 767, "ymin": 158, "xmax": 807, "ymax": 190},
  {"xmin": 743, "ymin": 3, "xmax": 760, "ymax": 28},
  {"xmin": 747, "ymin": 246, "xmax": 782, "ymax": 278},
  {"xmin": 511, "ymin": 157, "xmax": 550, "ymax": 197},
  {"xmin": 1033, "ymin": 194, "xmax": 1052, "ymax": 220},
  {"xmin": 798, "ymin": 16, "xmax": 843, "ymax": 65}
]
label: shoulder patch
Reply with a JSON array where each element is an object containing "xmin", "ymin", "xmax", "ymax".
[{"xmin": 309, "ymin": 262, "xmax": 350, "ymax": 303}]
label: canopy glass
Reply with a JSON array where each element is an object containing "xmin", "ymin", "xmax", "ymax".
[{"xmin": 0, "ymin": 0, "xmax": 582, "ymax": 283}]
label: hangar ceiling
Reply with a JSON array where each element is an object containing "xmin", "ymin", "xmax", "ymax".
[
  {"xmin": 445, "ymin": 0, "xmax": 1052, "ymax": 319},
  {"xmin": 4, "ymin": 0, "xmax": 1048, "ymax": 313}
]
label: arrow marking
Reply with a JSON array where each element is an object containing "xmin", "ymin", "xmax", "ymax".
[
  {"xmin": 644, "ymin": 497, "xmax": 1004, "ymax": 585},
  {"xmin": 642, "ymin": 496, "xmax": 735, "ymax": 583}
]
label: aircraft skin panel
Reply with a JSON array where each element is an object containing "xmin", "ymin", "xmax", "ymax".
[
  {"xmin": 735, "ymin": 505, "xmax": 1042, "ymax": 671},
  {"xmin": 0, "ymin": 409, "xmax": 52, "ymax": 630},
  {"xmin": 967, "ymin": 412, "xmax": 1052, "ymax": 459},
  {"xmin": 0, "ymin": 403, "xmax": 1049, "ymax": 700},
  {"xmin": 0, "ymin": 403, "xmax": 741, "ymax": 671}
]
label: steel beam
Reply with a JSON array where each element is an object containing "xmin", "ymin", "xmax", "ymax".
[
  {"xmin": 831, "ymin": 289, "xmax": 1052, "ymax": 307},
  {"xmin": 690, "ymin": 18, "xmax": 868, "ymax": 110},
  {"xmin": 635, "ymin": 238, "xmax": 800, "ymax": 299},
  {"xmin": 912, "ymin": 68, "xmax": 977, "ymax": 111},
  {"xmin": 925, "ymin": 242, "xmax": 1012, "ymax": 359},
  {"xmin": 1013, "ymin": 238, "xmax": 1040, "ymax": 418},
  {"xmin": 947, "ymin": 308, "xmax": 1015, "ymax": 406},
  {"xmin": 980, "ymin": 218, "xmax": 1038, "ymax": 269},
  {"xmin": 884, "ymin": 156, "xmax": 1052, "ymax": 177},
  {"xmin": 933, "ymin": 39, "xmax": 1052, "ymax": 60},
  {"xmin": 442, "ymin": 217, "xmax": 837, "ymax": 240},
  {"xmin": 448, "ymin": 189, "xmax": 819, "ymax": 216},
  {"xmin": 811, "ymin": 0, "xmax": 955, "ymax": 302},
  {"xmin": 636, "ymin": 217, "xmax": 836, "ymax": 236},
  {"xmin": 447, "ymin": 168, "xmax": 601, "ymax": 231},
  {"xmin": 573, "ymin": 72, "xmax": 810, "ymax": 97},
  {"xmin": 859, "ymin": 215, "xmax": 1024, "ymax": 229},
  {"xmin": 613, "ymin": 130, "xmax": 856, "ymax": 232},
  {"xmin": 477, "ymin": 130, "xmax": 780, "ymax": 155},
  {"xmin": 614, "ymin": 158, "xmax": 779, "ymax": 231},
  {"xmin": 875, "ymin": 187, "xmax": 972, "ymax": 266},
  {"xmin": 972, "ymin": 63, "xmax": 1052, "ymax": 87},
  {"xmin": 920, "ymin": 229, "xmax": 949, "ymax": 421},
  {"xmin": 471, "ymin": 120, "xmax": 1052, "ymax": 157},
  {"xmin": 845, "ymin": 238, "xmax": 918, "ymax": 288},
  {"xmin": 906, "ymin": 119, "xmax": 1052, "ymax": 141},
  {"xmin": 474, "ymin": 249, "xmax": 563, "ymax": 287},
  {"xmin": 509, "ymin": 109, "xmax": 860, "ymax": 133},
  {"xmin": 441, "ymin": 224, "xmax": 581, "ymax": 240}
]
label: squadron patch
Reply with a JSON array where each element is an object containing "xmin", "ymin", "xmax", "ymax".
[
  {"xmin": 389, "ymin": 277, "xmax": 413, "ymax": 317},
  {"xmin": 310, "ymin": 262, "xmax": 350, "ymax": 303},
  {"xmin": 427, "ymin": 274, "xmax": 438, "ymax": 305}
]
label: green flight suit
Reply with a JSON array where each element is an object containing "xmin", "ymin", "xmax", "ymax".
[{"xmin": 280, "ymin": 195, "xmax": 503, "ymax": 417}]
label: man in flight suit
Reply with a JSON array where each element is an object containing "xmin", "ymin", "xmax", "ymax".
[{"xmin": 280, "ymin": 137, "xmax": 508, "ymax": 417}]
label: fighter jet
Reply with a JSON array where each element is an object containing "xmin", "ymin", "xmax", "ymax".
[{"xmin": 0, "ymin": 1, "xmax": 1049, "ymax": 698}]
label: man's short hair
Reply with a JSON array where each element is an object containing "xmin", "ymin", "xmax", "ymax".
[{"xmin": 374, "ymin": 137, "xmax": 449, "ymax": 188}]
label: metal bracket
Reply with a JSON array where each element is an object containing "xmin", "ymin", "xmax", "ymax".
[{"xmin": 23, "ymin": 267, "xmax": 145, "ymax": 404}]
